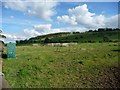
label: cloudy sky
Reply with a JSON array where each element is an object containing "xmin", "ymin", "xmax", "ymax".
[{"xmin": 0, "ymin": 0, "xmax": 119, "ymax": 43}]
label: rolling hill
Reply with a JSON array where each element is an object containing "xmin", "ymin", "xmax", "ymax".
[{"xmin": 16, "ymin": 28, "xmax": 120, "ymax": 45}]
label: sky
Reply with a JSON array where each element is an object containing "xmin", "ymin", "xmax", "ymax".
[{"xmin": 0, "ymin": 0, "xmax": 119, "ymax": 43}]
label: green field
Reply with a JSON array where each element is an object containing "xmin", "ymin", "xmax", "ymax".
[{"xmin": 3, "ymin": 43, "xmax": 120, "ymax": 88}]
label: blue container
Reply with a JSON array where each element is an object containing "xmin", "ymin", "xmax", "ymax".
[{"xmin": 7, "ymin": 42, "xmax": 16, "ymax": 58}]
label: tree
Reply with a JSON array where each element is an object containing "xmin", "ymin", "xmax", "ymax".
[
  {"xmin": 16, "ymin": 40, "xmax": 19, "ymax": 45},
  {"xmin": 106, "ymin": 28, "xmax": 112, "ymax": 31},
  {"xmin": 0, "ymin": 30, "xmax": 6, "ymax": 38},
  {"xmin": 75, "ymin": 37, "xmax": 78, "ymax": 39},
  {"xmin": 98, "ymin": 28, "xmax": 105, "ymax": 32},
  {"xmin": 80, "ymin": 36, "xmax": 83, "ymax": 38},
  {"xmin": 88, "ymin": 30, "xmax": 93, "ymax": 32},
  {"xmin": 44, "ymin": 37, "xmax": 50, "ymax": 43},
  {"xmin": 103, "ymin": 36, "xmax": 109, "ymax": 42}
]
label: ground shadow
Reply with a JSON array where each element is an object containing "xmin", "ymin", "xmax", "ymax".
[
  {"xmin": 112, "ymin": 49, "xmax": 120, "ymax": 52},
  {"xmin": 2, "ymin": 54, "xmax": 7, "ymax": 59}
]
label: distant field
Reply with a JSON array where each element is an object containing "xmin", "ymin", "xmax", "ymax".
[{"xmin": 3, "ymin": 43, "xmax": 120, "ymax": 88}]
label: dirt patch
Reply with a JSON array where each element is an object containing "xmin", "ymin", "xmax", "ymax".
[{"xmin": 95, "ymin": 66, "xmax": 120, "ymax": 88}]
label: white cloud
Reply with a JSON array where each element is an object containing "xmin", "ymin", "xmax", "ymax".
[
  {"xmin": 10, "ymin": 16, "xmax": 14, "ymax": 19},
  {"xmin": 106, "ymin": 14, "xmax": 119, "ymax": 28},
  {"xmin": 57, "ymin": 4, "xmax": 118, "ymax": 29},
  {"xmin": 24, "ymin": 20, "xmax": 31, "ymax": 24},
  {"xmin": 24, "ymin": 24, "xmax": 61, "ymax": 37},
  {"xmin": 60, "ymin": 27, "xmax": 88, "ymax": 32},
  {"xmin": 3, "ymin": 0, "xmax": 58, "ymax": 20},
  {"xmin": 33, "ymin": 24, "xmax": 52, "ymax": 33},
  {"xmin": 0, "ymin": 32, "xmax": 27, "ymax": 43},
  {"xmin": 24, "ymin": 29, "xmax": 41, "ymax": 37},
  {"xmin": 57, "ymin": 15, "xmax": 77, "ymax": 25},
  {"xmin": 68, "ymin": 4, "xmax": 95, "ymax": 17}
]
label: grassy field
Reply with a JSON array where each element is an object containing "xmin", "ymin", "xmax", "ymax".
[{"xmin": 3, "ymin": 43, "xmax": 120, "ymax": 88}]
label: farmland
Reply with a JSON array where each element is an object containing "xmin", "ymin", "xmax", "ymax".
[{"xmin": 2, "ymin": 43, "xmax": 120, "ymax": 88}]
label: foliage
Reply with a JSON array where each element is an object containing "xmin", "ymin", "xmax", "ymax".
[
  {"xmin": 0, "ymin": 30, "xmax": 6, "ymax": 38},
  {"xmin": 44, "ymin": 37, "xmax": 50, "ymax": 43}
]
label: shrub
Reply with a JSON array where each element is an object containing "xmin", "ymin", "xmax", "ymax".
[
  {"xmin": 103, "ymin": 36, "xmax": 110, "ymax": 42},
  {"xmin": 44, "ymin": 37, "xmax": 50, "ymax": 43},
  {"xmin": 75, "ymin": 37, "xmax": 78, "ymax": 39},
  {"xmin": 80, "ymin": 36, "xmax": 83, "ymax": 38},
  {"xmin": 99, "ymin": 41, "xmax": 103, "ymax": 43},
  {"xmin": 84, "ymin": 41, "xmax": 87, "ymax": 43}
]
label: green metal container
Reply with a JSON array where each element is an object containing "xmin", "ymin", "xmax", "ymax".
[{"xmin": 7, "ymin": 42, "xmax": 16, "ymax": 58}]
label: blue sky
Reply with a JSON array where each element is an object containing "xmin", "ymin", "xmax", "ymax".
[{"xmin": 0, "ymin": 0, "xmax": 119, "ymax": 42}]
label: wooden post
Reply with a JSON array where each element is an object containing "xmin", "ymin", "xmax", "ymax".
[
  {"xmin": 0, "ymin": 41, "xmax": 3, "ymax": 89},
  {"xmin": 0, "ymin": 41, "xmax": 11, "ymax": 89},
  {"xmin": 0, "ymin": 41, "xmax": 4, "ymax": 72},
  {"xmin": 0, "ymin": 41, "xmax": 4, "ymax": 58}
]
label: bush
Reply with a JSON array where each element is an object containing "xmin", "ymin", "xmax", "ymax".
[
  {"xmin": 113, "ymin": 40, "xmax": 119, "ymax": 43},
  {"xmin": 44, "ymin": 37, "xmax": 50, "ymax": 43},
  {"xmin": 84, "ymin": 41, "xmax": 87, "ymax": 43},
  {"xmin": 109, "ymin": 40, "xmax": 113, "ymax": 42},
  {"xmin": 99, "ymin": 41, "xmax": 103, "ymax": 43},
  {"xmin": 103, "ymin": 36, "xmax": 110, "ymax": 42},
  {"xmin": 91, "ymin": 41, "xmax": 96, "ymax": 43},
  {"xmin": 75, "ymin": 37, "xmax": 78, "ymax": 39},
  {"xmin": 88, "ymin": 40, "xmax": 96, "ymax": 43},
  {"xmin": 88, "ymin": 40, "xmax": 92, "ymax": 43},
  {"xmin": 80, "ymin": 36, "xmax": 83, "ymax": 38}
]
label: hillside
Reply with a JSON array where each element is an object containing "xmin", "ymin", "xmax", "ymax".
[{"xmin": 16, "ymin": 28, "xmax": 120, "ymax": 45}]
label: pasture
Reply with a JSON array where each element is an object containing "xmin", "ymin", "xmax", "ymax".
[{"xmin": 2, "ymin": 43, "xmax": 120, "ymax": 88}]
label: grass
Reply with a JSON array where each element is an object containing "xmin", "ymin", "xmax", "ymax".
[{"xmin": 3, "ymin": 43, "xmax": 119, "ymax": 88}]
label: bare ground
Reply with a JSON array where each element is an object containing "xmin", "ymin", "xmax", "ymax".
[{"xmin": 95, "ymin": 66, "xmax": 120, "ymax": 88}]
